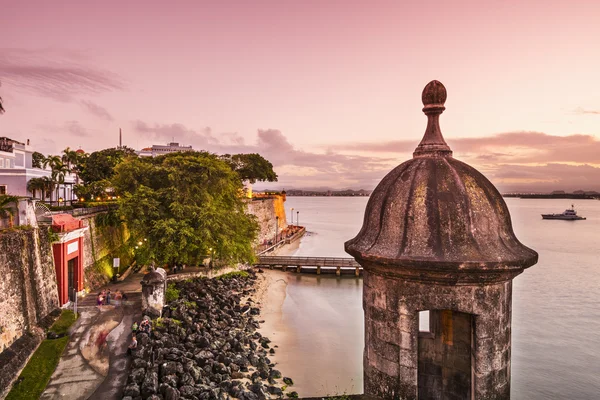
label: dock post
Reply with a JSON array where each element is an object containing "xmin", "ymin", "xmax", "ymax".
[
  {"xmin": 336, "ymin": 266, "xmax": 341, "ymax": 276},
  {"xmin": 317, "ymin": 266, "xmax": 321, "ymax": 275},
  {"xmin": 355, "ymin": 266, "xmax": 360, "ymax": 277},
  {"xmin": 282, "ymin": 265, "xmax": 287, "ymax": 272},
  {"xmin": 296, "ymin": 266, "xmax": 301, "ymax": 273}
]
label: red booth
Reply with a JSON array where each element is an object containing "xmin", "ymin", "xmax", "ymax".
[{"xmin": 51, "ymin": 214, "xmax": 87, "ymax": 305}]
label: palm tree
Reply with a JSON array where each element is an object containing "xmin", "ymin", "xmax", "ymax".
[
  {"xmin": 46, "ymin": 156, "xmax": 68, "ymax": 203},
  {"xmin": 0, "ymin": 80, "xmax": 5, "ymax": 114},
  {"xmin": 27, "ymin": 177, "xmax": 55, "ymax": 200},
  {"xmin": 27, "ymin": 178, "xmax": 44, "ymax": 199},
  {"xmin": 0, "ymin": 194, "xmax": 20, "ymax": 228}
]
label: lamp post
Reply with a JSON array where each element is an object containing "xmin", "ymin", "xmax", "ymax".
[
  {"xmin": 275, "ymin": 216, "xmax": 279, "ymax": 243},
  {"xmin": 297, "ymin": 211, "xmax": 299, "ymax": 227},
  {"xmin": 290, "ymin": 207, "xmax": 294, "ymax": 225},
  {"xmin": 209, "ymin": 247, "xmax": 214, "ymax": 269}
]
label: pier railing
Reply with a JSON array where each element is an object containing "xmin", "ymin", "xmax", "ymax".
[{"xmin": 255, "ymin": 255, "xmax": 362, "ymax": 276}]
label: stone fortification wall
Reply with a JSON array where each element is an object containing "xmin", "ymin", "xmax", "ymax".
[
  {"xmin": 80, "ymin": 213, "xmax": 132, "ymax": 290},
  {"xmin": 246, "ymin": 195, "xmax": 288, "ymax": 244},
  {"xmin": 0, "ymin": 228, "xmax": 59, "ymax": 353}
]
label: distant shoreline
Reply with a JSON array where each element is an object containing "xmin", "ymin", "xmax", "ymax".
[{"xmin": 503, "ymin": 194, "xmax": 600, "ymax": 200}]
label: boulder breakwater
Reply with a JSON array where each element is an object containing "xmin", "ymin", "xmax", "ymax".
[{"xmin": 122, "ymin": 271, "xmax": 295, "ymax": 400}]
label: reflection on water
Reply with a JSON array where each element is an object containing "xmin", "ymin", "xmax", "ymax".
[{"xmin": 278, "ymin": 197, "xmax": 600, "ymax": 398}]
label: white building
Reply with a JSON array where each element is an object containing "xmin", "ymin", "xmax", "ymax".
[
  {"xmin": 0, "ymin": 137, "xmax": 77, "ymax": 202},
  {"xmin": 137, "ymin": 142, "xmax": 194, "ymax": 157}
]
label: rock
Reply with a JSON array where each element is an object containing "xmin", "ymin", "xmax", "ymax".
[
  {"xmin": 283, "ymin": 377, "xmax": 294, "ymax": 385},
  {"xmin": 163, "ymin": 385, "xmax": 180, "ymax": 400},
  {"xmin": 267, "ymin": 386, "xmax": 283, "ymax": 396},
  {"xmin": 130, "ymin": 368, "xmax": 146, "ymax": 384},
  {"xmin": 269, "ymin": 369, "xmax": 282, "ymax": 379},
  {"xmin": 141, "ymin": 371, "xmax": 158, "ymax": 398},
  {"xmin": 123, "ymin": 384, "xmax": 141, "ymax": 398},
  {"xmin": 47, "ymin": 331, "xmax": 59, "ymax": 339}
]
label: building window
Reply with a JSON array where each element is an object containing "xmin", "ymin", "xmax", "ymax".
[
  {"xmin": 0, "ymin": 185, "xmax": 7, "ymax": 195},
  {"xmin": 0, "ymin": 158, "xmax": 4, "ymax": 168},
  {"xmin": 419, "ymin": 310, "xmax": 431, "ymax": 332}
]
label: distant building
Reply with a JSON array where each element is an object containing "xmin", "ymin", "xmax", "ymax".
[
  {"xmin": 137, "ymin": 142, "xmax": 194, "ymax": 157},
  {"xmin": 0, "ymin": 137, "xmax": 77, "ymax": 201}
]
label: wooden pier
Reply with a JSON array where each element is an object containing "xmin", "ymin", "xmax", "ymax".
[{"xmin": 255, "ymin": 256, "xmax": 362, "ymax": 276}]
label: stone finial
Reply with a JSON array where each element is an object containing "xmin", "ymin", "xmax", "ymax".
[{"xmin": 413, "ymin": 80, "xmax": 453, "ymax": 158}]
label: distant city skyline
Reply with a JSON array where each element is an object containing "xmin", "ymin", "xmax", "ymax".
[{"xmin": 1, "ymin": 0, "xmax": 600, "ymax": 192}]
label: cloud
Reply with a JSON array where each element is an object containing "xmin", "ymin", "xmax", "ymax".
[
  {"xmin": 0, "ymin": 48, "xmax": 124, "ymax": 101},
  {"xmin": 133, "ymin": 122, "xmax": 395, "ymax": 189},
  {"xmin": 132, "ymin": 122, "xmax": 600, "ymax": 191},
  {"xmin": 65, "ymin": 121, "xmax": 90, "ymax": 137},
  {"xmin": 333, "ymin": 131, "xmax": 600, "ymax": 165},
  {"xmin": 573, "ymin": 107, "xmax": 600, "ymax": 115},
  {"xmin": 490, "ymin": 163, "xmax": 600, "ymax": 192},
  {"xmin": 80, "ymin": 100, "xmax": 113, "ymax": 121}
]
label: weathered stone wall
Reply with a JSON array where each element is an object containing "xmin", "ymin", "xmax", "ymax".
[
  {"xmin": 362, "ymin": 268, "xmax": 512, "ymax": 400},
  {"xmin": 0, "ymin": 228, "xmax": 59, "ymax": 353},
  {"xmin": 80, "ymin": 214, "xmax": 131, "ymax": 290},
  {"xmin": 246, "ymin": 196, "xmax": 288, "ymax": 244}
]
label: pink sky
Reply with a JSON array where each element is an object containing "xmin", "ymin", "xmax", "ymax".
[{"xmin": 1, "ymin": 0, "xmax": 600, "ymax": 191}]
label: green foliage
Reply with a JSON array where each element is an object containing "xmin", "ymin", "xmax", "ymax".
[
  {"xmin": 216, "ymin": 270, "xmax": 250, "ymax": 280},
  {"xmin": 220, "ymin": 153, "xmax": 278, "ymax": 184},
  {"xmin": 79, "ymin": 147, "xmax": 137, "ymax": 185},
  {"xmin": 49, "ymin": 310, "xmax": 78, "ymax": 336},
  {"xmin": 0, "ymin": 194, "xmax": 20, "ymax": 228},
  {"xmin": 112, "ymin": 151, "xmax": 259, "ymax": 267},
  {"xmin": 166, "ymin": 283, "xmax": 180, "ymax": 303},
  {"xmin": 5, "ymin": 336, "xmax": 69, "ymax": 400},
  {"xmin": 183, "ymin": 301, "xmax": 197, "ymax": 308},
  {"xmin": 47, "ymin": 227, "xmax": 60, "ymax": 243},
  {"xmin": 27, "ymin": 176, "xmax": 55, "ymax": 200},
  {"xmin": 32, "ymin": 152, "xmax": 45, "ymax": 169},
  {"xmin": 286, "ymin": 392, "xmax": 299, "ymax": 398},
  {"xmin": 95, "ymin": 210, "xmax": 122, "ymax": 227},
  {"xmin": 74, "ymin": 180, "xmax": 111, "ymax": 200}
]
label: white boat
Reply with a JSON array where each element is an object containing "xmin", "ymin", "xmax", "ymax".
[{"xmin": 541, "ymin": 205, "xmax": 586, "ymax": 220}]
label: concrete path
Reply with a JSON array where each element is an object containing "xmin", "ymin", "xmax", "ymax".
[{"xmin": 41, "ymin": 273, "xmax": 144, "ymax": 400}]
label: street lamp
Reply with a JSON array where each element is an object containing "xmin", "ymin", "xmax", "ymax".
[
  {"xmin": 275, "ymin": 216, "xmax": 279, "ymax": 243},
  {"xmin": 209, "ymin": 247, "xmax": 214, "ymax": 268},
  {"xmin": 290, "ymin": 207, "xmax": 294, "ymax": 225},
  {"xmin": 297, "ymin": 211, "xmax": 299, "ymax": 227}
]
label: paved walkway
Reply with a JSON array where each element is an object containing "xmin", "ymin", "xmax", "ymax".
[{"xmin": 41, "ymin": 273, "xmax": 144, "ymax": 400}]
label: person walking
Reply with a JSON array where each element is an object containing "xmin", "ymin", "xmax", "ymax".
[
  {"xmin": 106, "ymin": 289, "xmax": 111, "ymax": 305},
  {"xmin": 127, "ymin": 335, "xmax": 137, "ymax": 356}
]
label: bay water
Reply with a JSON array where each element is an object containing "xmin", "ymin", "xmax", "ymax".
[{"xmin": 272, "ymin": 196, "xmax": 600, "ymax": 399}]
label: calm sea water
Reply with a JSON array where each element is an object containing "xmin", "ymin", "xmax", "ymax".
[{"xmin": 276, "ymin": 196, "xmax": 600, "ymax": 399}]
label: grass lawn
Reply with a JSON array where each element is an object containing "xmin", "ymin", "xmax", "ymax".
[
  {"xmin": 5, "ymin": 336, "xmax": 69, "ymax": 400},
  {"xmin": 5, "ymin": 310, "xmax": 78, "ymax": 400},
  {"xmin": 48, "ymin": 310, "xmax": 77, "ymax": 336}
]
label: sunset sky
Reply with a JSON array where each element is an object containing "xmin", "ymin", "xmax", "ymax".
[{"xmin": 2, "ymin": 0, "xmax": 600, "ymax": 191}]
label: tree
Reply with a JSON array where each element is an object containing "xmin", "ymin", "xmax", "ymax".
[
  {"xmin": 74, "ymin": 179, "xmax": 110, "ymax": 200},
  {"xmin": 112, "ymin": 151, "xmax": 258, "ymax": 267},
  {"xmin": 0, "ymin": 80, "xmax": 5, "ymax": 114},
  {"xmin": 0, "ymin": 195, "xmax": 20, "ymax": 227},
  {"xmin": 46, "ymin": 155, "xmax": 69, "ymax": 201},
  {"xmin": 79, "ymin": 146, "xmax": 136, "ymax": 185},
  {"xmin": 32, "ymin": 151, "xmax": 45, "ymax": 169},
  {"xmin": 220, "ymin": 153, "xmax": 278, "ymax": 184},
  {"xmin": 27, "ymin": 176, "xmax": 55, "ymax": 200}
]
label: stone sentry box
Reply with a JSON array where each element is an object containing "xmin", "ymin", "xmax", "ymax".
[{"xmin": 345, "ymin": 81, "xmax": 538, "ymax": 400}]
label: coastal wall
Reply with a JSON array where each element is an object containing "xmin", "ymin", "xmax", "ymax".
[
  {"xmin": 80, "ymin": 213, "xmax": 132, "ymax": 290},
  {"xmin": 247, "ymin": 195, "xmax": 288, "ymax": 244},
  {"xmin": 0, "ymin": 228, "xmax": 59, "ymax": 353}
]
